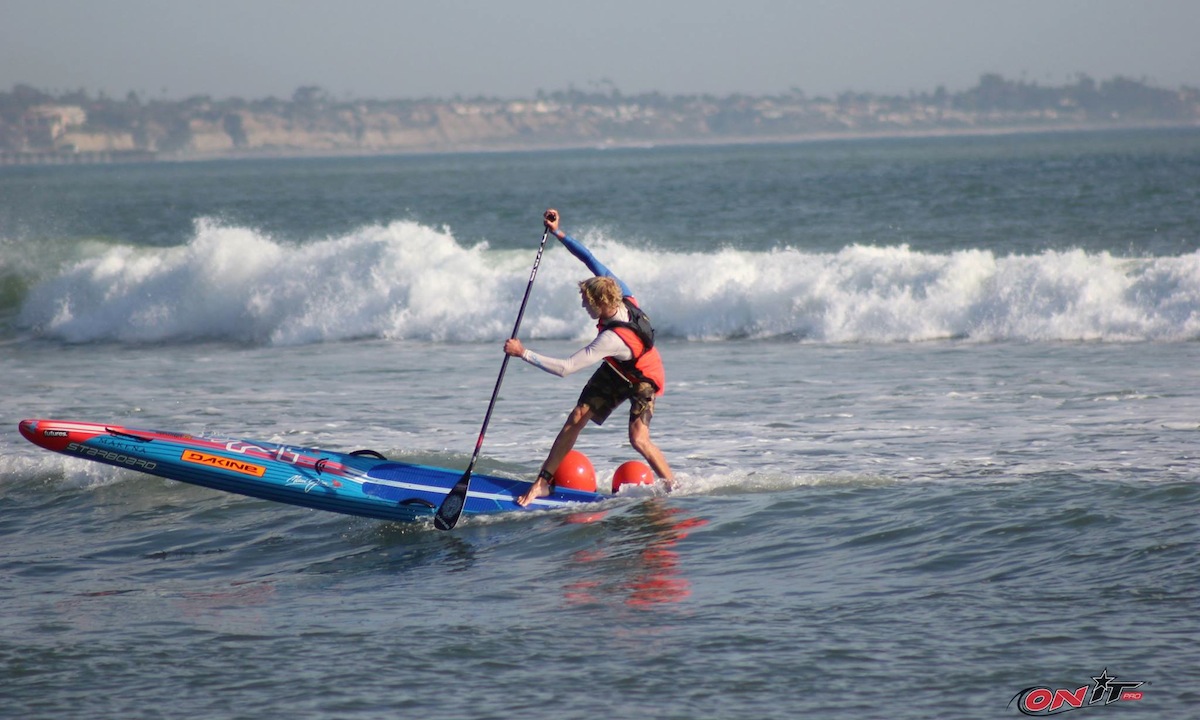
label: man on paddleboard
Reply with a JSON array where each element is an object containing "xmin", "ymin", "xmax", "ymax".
[{"xmin": 505, "ymin": 209, "xmax": 675, "ymax": 506}]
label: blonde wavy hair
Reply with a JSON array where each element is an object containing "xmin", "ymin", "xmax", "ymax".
[{"xmin": 578, "ymin": 276, "xmax": 623, "ymax": 312}]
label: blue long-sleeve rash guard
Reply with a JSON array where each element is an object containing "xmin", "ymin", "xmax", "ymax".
[
  {"xmin": 515, "ymin": 232, "xmax": 637, "ymax": 378},
  {"xmin": 558, "ymin": 233, "xmax": 633, "ymax": 298}
]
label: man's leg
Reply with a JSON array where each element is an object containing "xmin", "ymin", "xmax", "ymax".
[
  {"xmin": 629, "ymin": 414, "xmax": 674, "ymax": 490},
  {"xmin": 516, "ymin": 403, "xmax": 593, "ymax": 507}
]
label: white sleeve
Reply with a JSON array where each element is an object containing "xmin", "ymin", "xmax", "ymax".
[{"xmin": 520, "ymin": 330, "xmax": 632, "ymax": 377}]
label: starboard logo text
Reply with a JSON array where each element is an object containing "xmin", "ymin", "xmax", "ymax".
[{"xmin": 1010, "ymin": 669, "xmax": 1145, "ymax": 715}]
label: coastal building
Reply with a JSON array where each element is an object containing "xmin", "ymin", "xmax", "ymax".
[{"xmin": 20, "ymin": 104, "xmax": 87, "ymax": 146}]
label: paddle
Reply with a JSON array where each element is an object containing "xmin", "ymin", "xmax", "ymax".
[{"xmin": 434, "ymin": 228, "xmax": 551, "ymax": 530}]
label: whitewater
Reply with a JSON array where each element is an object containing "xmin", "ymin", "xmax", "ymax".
[{"xmin": 11, "ymin": 218, "xmax": 1200, "ymax": 345}]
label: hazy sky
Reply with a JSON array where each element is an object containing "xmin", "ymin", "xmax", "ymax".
[{"xmin": 3, "ymin": 0, "xmax": 1198, "ymax": 100}]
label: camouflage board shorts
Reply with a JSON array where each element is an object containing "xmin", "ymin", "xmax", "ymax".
[{"xmin": 578, "ymin": 362, "xmax": 656, "ymax": 426}]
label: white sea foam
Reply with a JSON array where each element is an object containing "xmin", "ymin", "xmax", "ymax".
[
  {"xmin": 0, "ymin": 452, "xmax": 130, "ymax": 489},
  {"xmin": 16, "ymin": 219, "xmax": 1200, "ymax": 345}
]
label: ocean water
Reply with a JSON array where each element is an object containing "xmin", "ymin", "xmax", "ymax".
[{"xmin": 2, "ymin": 129, "xmax": 1199, "ymax": 719}]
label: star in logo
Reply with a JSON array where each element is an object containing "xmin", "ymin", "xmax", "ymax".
[{"xmin": 1089, "ymin": 668, "xmax": 1144, "ymax": 705}]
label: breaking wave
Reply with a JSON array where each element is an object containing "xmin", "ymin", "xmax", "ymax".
[{"xmin": 12, "ymin": 218, "xmax": 1200, "ymax": 345}]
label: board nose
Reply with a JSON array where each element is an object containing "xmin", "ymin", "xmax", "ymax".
[{"xmin": 18, "ymin": 419, "xmax": 39, "ymax": 442}]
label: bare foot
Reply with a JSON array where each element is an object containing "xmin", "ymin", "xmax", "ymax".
[{"xmin": 516, "ymin": 476, "xmax": 551, "ymax": 507}]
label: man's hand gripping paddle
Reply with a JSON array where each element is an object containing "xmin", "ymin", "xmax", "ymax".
[{"xmin": 434, "ymin": 228, "xmax": 551, "ymax": 530}]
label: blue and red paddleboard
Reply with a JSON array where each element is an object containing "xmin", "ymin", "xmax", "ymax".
[{"xmin": 18, "ymin": 419, "xmax": 605, "ymax": 523}]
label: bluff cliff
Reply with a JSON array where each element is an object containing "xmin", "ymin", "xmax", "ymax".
[{"xmin": 2, "ymin": 75, "xmax": 1198, "ymax": 163}]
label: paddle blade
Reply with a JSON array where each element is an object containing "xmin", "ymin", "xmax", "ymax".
[{"xmin": 434, "ymin": 471, "xmax": 472, "ymax": 530}]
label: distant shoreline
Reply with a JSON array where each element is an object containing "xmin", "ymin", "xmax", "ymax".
[
  {"xmin": 5, "ymin": 74, "xmax": 1198, "ymax": 165},
  {"xmin": 4, "ymin": 120, "xmax": 1196, "ymax": 167}
]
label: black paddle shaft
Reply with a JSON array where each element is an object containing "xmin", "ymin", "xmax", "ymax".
[{"xmin": 434, "ymin": 229, "xmax": 550, "ymax": 530}]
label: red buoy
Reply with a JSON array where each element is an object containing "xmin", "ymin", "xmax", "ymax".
[
  {"xmin": 612, "ymin": 460, "xmax": 655, "ymax": 493},
  {"xmin": 553, "ymin": 450, "xmax": 596, "ymax": 492}
]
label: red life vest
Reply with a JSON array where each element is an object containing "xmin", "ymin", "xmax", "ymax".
[{"xmin": 599, "ymin": 297, "xmax": 666, "ymax": 395}]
